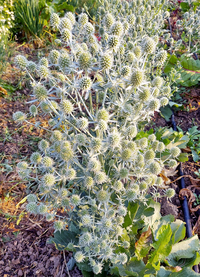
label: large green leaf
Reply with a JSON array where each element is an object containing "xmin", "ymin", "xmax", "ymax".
[
  {"xmin": 157, "ymin": 267, "xmax": 171, "ymax": 277},
  {"xmin": 176, "ymin": 152, "xmax": 188, "ymax": 162},
  {"xmin": 180, "ymin": 2, "xmax": 190, "ymax": 11},
  {"xmin": 160, "ymin": 105, "xmax": 173, "ymax": 122},
  {"xmin": 148, "ymin": 224, "xmax": 172, "ymax": 267},
  {"xmin": 177, "ymin": 252, "xmax": 200, "ymax": 268},
  {"xmin": 152, "ymin": 214, "xmax": 174, "ymax": 241},
  {"xmin": 164, "ymin": 54, "xmax": 178, "ymax": 74},
  {"xmin": 76, "ymin": 262, "xmax": 93, "ymax": 273},
  {"xmin": 135, "ymin": 227, "xmax": 151, "ymax": 260},
  {"xmin": 143, "ymin": 200, "xmax": 161, "ymax": 228},
  {"xmin": 124, "ymin": 257, "xmax": 146, "ymax": 276},
  {"xmin": 170, "ymin": 220, "xmax": 186, "ymax": 244},
  {"xmin": 47, "ymin": 229, "xmax": 78, "ymax": 250},
  {"xmin": 167, "ymin": 235, "xmax": 200, "ymax": 266},
  {"xmin": 123, "ymin": 202, "xmax": 139, "ymax": 228},
  {"xmin": 170, "ymin": 267, "xmax": 200, "ymax": 276},
  {"xmin": 177, "ymin": 55, "xmax": 200, "ymax": 87}
]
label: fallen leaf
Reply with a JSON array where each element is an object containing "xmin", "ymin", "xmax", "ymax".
[
  {"xmin": 159, "ymin": 168, "xmax": 178, "ymax": 185},
  {"xmin": 0, "ymin": 86, "xmax": 7, "ymax": 96},
  {"xmin": 193, "ymin": 215, "xmax": 200, "ymax": 236}
]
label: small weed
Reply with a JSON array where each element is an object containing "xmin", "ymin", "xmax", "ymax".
[
  {"xmin": 194, "ymin": 169, "xmax": 200, "ymax": 178},
  {"xmin": 193, "ymin": 192, "xmax": 200, "ymax": 206}
]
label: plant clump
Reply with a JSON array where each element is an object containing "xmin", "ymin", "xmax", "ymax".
[{"xmin": 14, "ymin": 2, "xmax": 182, "ymax": 274}]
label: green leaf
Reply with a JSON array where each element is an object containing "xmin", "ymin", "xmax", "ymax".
[
  {"xmin": 76, "ymin": 262, "xmax": 93, "ymax": 272},
  {"xmin": 148, "ymin": 224, "xmax": 172, "ymax": 267},
  {"xmin": 168, "ymin": 101, "xmax": 183, "ymax": 108},
  {"xmin": 56, "ymin": 3, "xmax": 75, "ymax": 12},
  {"xmin": 152, "ymin": 215, "xmax": 174, "ymax": 240},
  {"xmin": 69, "ymin": 222, "xmax": 79, "ymax": 234},
  {"xmin": 164, "ymin": 63, "xmax": 174, "ymax": 74},
  {"xmin": 191, "ymin": 150, "xmax": 200, "ymax": 162},
  {"xmin": 167, "ymin": 235, "xmax": 200, "ymax": 266},
  {"xmin": 177, "ymin": 252, "xmax": 200, "ymax": 268},
  {"xmin": 124, "ymin": 270, "xmax": 138, "ymax": 276},
  {"xmin": 123, "ymin": 257, "xmax": 146, "ymax": 276},
  {"xmin": 164, "ymin": 55, "xmax": 178, "ymax": 73},
  {"xmin": 157, "ymin": 267, "xmax": 171, "ymax": 277},
  {"xmin": 135, "ymin": 227, "xmax": 151, "ymax": 259},
  {"xmin": 47, "ymin": 230, "xmax": 78, "ymax": 250},
  {"xmin": 123, "ymin": 202, "xmax": 139, "ymax": 228},
  {"xmin": 180, "ymin": 2, "xmax": 190, "ymax": 11},
  {"xmin": 174, "ymin": 135, "xmax": 190, "ymax": 149},
  {"xmin": 160, "ymin": 105, "xmax": 173, "ymax": 122},
  {"xmin": 177, "ymin": 152, "xmax": 188, "ymax": 162},
  {"xmin": 110, "ymin": 264, "xmax": 125, "ymax": 276},
  {"xmin": 170, "ymin": 220, "xmax": 186, "ymax": 244},
  {"xmin": 177, "ymin": 55, "xmax": 200, "ymax": 87},
  {"xmin": 143, "ymin": 200, "xmax": 161, "ymax": 228},
  {"xmin": 169, "ymin": 54, "xmax": 178, "ymax": 65},
  {"xmin": 169, "ymin": 267, "xmax": 200, "ymax": 276},
  {"xmin": 82, "ymin": 270, "xmax": 93, "ymax": 277},
  {"xmin": 121, "ymin": 229, "xmax": 130, "ymax": 242}
]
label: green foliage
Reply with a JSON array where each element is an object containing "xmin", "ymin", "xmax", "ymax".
[
  {"xmin": 14, "ymin": 0, "xmax": 45, "ymax": 39},
  {"xmin": 0, "ymin": 0, "xmax": 14, "ymax": 73},
  {"xmin": 48, "ymin": 229, "xmax": 78, "ymax": 250},
  {"xmin": 177, "ymin": 55, "xmax": 200, "ymax": 87},
  {"xmin": 183, "ymin": 125, "xmax": 200, "ymax": 161},
  {"xmin": 180, "ymin": 2, "xmax": 190, "ymax": 12},
  {"xmin": 39, "ymin": 0, "xmax": 75, "ymax": 22},
  {"xmin": 111, "ymin": 200, "xmax": 200, "ymax": 276},
  {"xmin": 160, "ymin": 101, "xmax": 183, "ymax": 122},
  {"xmin": 164, "ymin": 54, "xmax": 200, "ymax": 87},
  {"xmin": 68, "ymin": 0, "xmax": 99, "ymax": 20}
]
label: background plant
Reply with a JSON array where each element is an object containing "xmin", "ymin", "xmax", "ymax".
[
  {"xmin": 0, "ymin": 0, "xmax": 14, "ymax": 74},
  {"xmin": 13, "ymin": 0, "xmax": 45, "ymax": 40}
]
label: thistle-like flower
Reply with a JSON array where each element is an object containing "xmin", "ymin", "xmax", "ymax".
[
  {"xmin": 15, "ymin": 55, "xmax": 27, "ymax": 69},
  {"xmin": 130, "ymin": 69, "xmax": 144, "ymax": 87},
  {"xmin": 13, "ymin": 111, "xmax": 26, "ymax": 123}
]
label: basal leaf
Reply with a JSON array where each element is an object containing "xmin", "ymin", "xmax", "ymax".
[
  {"xmin": 153, "ymin": 215, "xmax": 174, "ymax": 241},
  {"xmin": 170, "ymin": 220, "xmax": 186, "ymax": 244},
  {"xmin": 157, "ymin": 267, "xmax": 171, "ymax": 277},
  {"xmin": 177, "ymin": 152, "xmax": 188, "ymax": 162},
  {"xmin": 123, "ymin": 257, "xmax": 146, "ymax": 276},
  {"xmin": 148, "ymin": 224, "xmax": 172, "ymax": 267},
  {"xmin": 47, "ymin": 230, "xmax": 78, "ymax": 250},
  {"xmin": 135, "ymin": 227, "xmax": 152, "ymax": 260},
  {"xmin": 180, "ymin": 2, "xmax": 190, "ymax": 11},
  {"xmin": 169, "ymin": 267, "xmax": 200, "ymax": 276},
  {"xmin": 160, "ymin": 105, "xmax": 173, "ymax": 122},
  {"xmin": 177, "ymin": 252, "xmax": 200, "ymax": 268},
  {"xmin": 143, "ymin": 200, "xmax": 161, "ymax": 228},
  {"xmin": 76, "ymin": 262, "xmax": 93, "ymax": 273},
  {"xmin": 167, "ymin": 235, "xmax": 200, "ymax": 266}
]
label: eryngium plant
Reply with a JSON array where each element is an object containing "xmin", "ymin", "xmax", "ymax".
[
  {"xmin": 14, "ymin": 10, "xmax": 178, "ymax": 274},
  {"xmin": 96, "ymin": 0, "xmax": 169, "ymax": 39}
]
